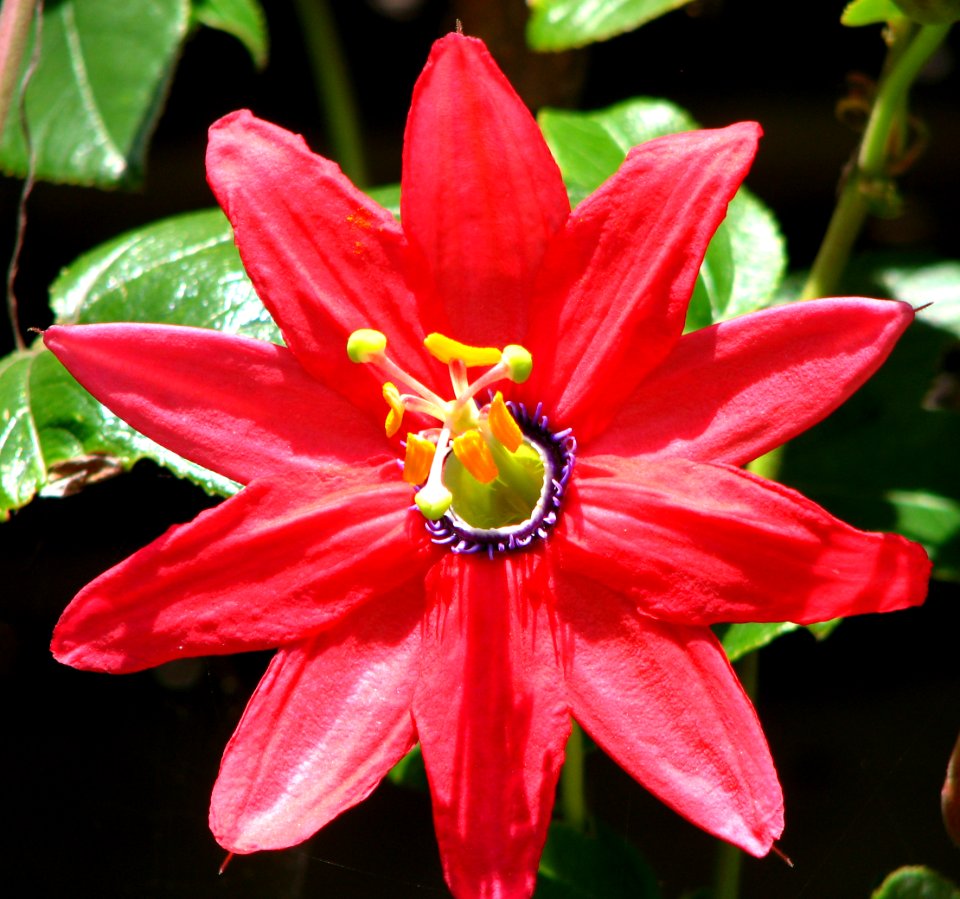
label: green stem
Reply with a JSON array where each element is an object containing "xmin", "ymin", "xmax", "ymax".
[
  {"xmin": 0, "ymin": 0, "xmax": 37, "ymax": 139},
  {"xmin": 858, "ymin": 23, "xmax": 948, "ymax": 174},
  {"xmin": 799, "ymin": 21, "xmax": 951, "ymax": 300},
  {"xmin": 561, "ymin": 720, "xmax": 588, "ymax": 833},
  {"xmin": 290, "ymin": 0, "xmax": 368, "ymax": 187},
  {"xmin": 712, "ymin": 652, "xmax": 760, "ymax": 899}
]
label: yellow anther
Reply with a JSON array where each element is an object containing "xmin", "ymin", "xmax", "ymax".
[
  {"xmin": 424, "ymin": 333, "xmax": 502, "ymax": 367},
  {"xmin": 488, "ymin": 392, "xmax": 523, "ymax": 452},
  {"xmin": 452, "ymin": 429, "xmax": 499, "ymax": 484},
  {"xmin": 502, "ymin": 344, "xmax": 533, "ymax": 383},
  {"xmin": 382, "ymin": 382, "xmax": 404, "ymax": 437},
  {"xmin": 347, "ymin": 329, "xmax": 387, "ymax": 363},
  {"xmin": 415, "ymin": 482, "xmax": 453, "ymax": 520},
  {"xmin": 402, "ymin": 433, "xmax": 436, "ymax": 485}
]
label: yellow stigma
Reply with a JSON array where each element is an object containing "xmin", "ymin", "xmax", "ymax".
[
  {"xmin": 502, "ymin": 345, "xmax": 533, "ymax": 383},
  {"xmin": 424, "ymin": 333, "xmax": 502, "ymax": 367},
  {"xmin": 487, "ymin": 392, "xmax": 523, "ymax": 452},
  {"xmin": 402, "ymin": 433, "xmax": 436, "ymax": 485},
  {"xmin": 452, "ymin": 429, "xmax": 499, "ymax": 484},
  {"xmin": 382, "ymin": 382, "xmax": 405, "ymax": 437},
  {"xmin": 347, "ymin": 329, "xmax": 387, "ymax": 363}
]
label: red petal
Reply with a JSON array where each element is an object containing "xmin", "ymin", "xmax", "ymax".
[
  {"xmin": 210, "ymin": 589, "xmax": 422, "ymax": 852},
  {"xmin": 413, "ymin": 553, "xmax": 570, "ymax": 899},
  {"xmin": 590, "ymin": 298, "xmax": 915, "ymax": 463},
  {"xmin": 52, "ymin": 468, "xmax": 435, "ymax": 672},
  {"xmin": 522, "ymin": 124, "xmax": 760, "ymax": 442},
  {"xmin": 557, "ymin": 572, "xmax": 783, "ymax": 855},
  {"xmin": 44, "ymin": 324, "xmax": 389, "ymax": 485},
  {"xmin": 561, "ymin": 455, "xmax": 930, "ymax": 625},
  {"xmin": 206, "ymin": 110, "xmax": 436, "ymax": 410},
  {"xmin": 401, "ymin": 34, "xmax": 569, "ymax": 346}
]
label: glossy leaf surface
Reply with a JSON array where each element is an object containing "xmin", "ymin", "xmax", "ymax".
[
  {"xmin": 51, "ymin": 209, "xmax": 277, "ymax": 339},
  {"xmin": 0, "ymin": 0, "xmax": 190, "ymax": 186},
  {"xmin": 527, "ymin": 0, "xmax": 696, "ymax": 50}
]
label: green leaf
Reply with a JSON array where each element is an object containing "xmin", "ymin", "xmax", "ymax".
[
  {"xmin": 842, "ymin": 0, "xmax": 903, "ymax": 25},
  {"xmin": 1, "ymin": 351, "xmax": 51, "ymax": 515},
  {"xmin": 192, "ymin": 0, "xmax": 269, "ymax": 69},
  {"xmin": 871, "ymin": 866, "xmax": 960, "ymax": 899},
  {"xmin": 722, "ymin": 622, "xmax": 800, "ymax": 662},
  {"xmin": 0, "ymin": 208, "xmax": 276, "ymax": 518},
  {"xmin": 51, "ymin": 208, "xmax": 279, "ymax": 341},
  {"xmin": 366, "ymin": 182, "xmax": 401, "ymax": 218},
  {"xmin": 779, "ymin": 255, "xmax": 960, "ymax": 579},
  {"xmin": 0, "ymin": 0, "xmax": 190, "ymax": 187},
  {"xmin": 539, "ymin": 99, "xmax": 786, "ymax": 330},
  {"xmin": 539, "ymin": 99, "xmax": 698, "ymax": 201},
  {"xmin": 684, "ymin": 188, "xmax": 786, "ymax": 332},
  {"xmin": 536, "ymin": 821, "xmax": 661, "ymax": 898},
  {"xmin": 0, "ymin": 345, "xmax": 238, "ymax": 521},
  {"xmin": 721, "ymin": 619, "xmax": 841, "ymax": 663},
  {"xmin": 527, "ymin": 0, "xmax": 696, "ymax": 51},
  {"xmin": 386, "ymin": 743, "xmax": 429, "ymax": 791}
]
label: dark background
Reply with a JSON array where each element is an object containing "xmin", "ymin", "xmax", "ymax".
[{"xmin": 2, "ymin": 1, "xmax": 959, "ymax": 896}]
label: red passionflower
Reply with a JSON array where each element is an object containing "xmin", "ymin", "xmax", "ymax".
[{"xmin": 45, "ymin": 33, "xmax": 929, "ymax": 899}]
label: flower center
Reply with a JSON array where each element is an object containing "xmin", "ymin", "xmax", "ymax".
[{"xmin": 347, "ymin": 329, "xmax": 576, "ymax": 555}]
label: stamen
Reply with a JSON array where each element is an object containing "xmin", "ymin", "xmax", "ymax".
[
  {"xmin": 452, "ymin": 430, "xmax": 499, "ymax": 484},
  {"xmin": 347, "ymin": 329, "xmax": 447, "ymax": 414},
  {"xmin": 453, "ymin": 361, "xmax": 510, "ymax": 408},
  {"xmin": 402, "ymin": 433, "xmax": 435, "ymax": 485},
  {"xmin": 424, "ymin": 333, "xmax": 501, "ymax": 367},
  {"xmin": 451, "ymin": 344, "xmax": 533, "ymax": 411},
  {"xmin": 382, "ymin": 382, "xmax": 405, "ymax": 437},
  {"xmin": 487, "ymin": 391, "xmax": 523, "ymax": 452},
  {"xmin": 348, "ymin": 329, "xmax": 571, "ymax": 555},
  {"xmin": 449, "ymin": 358, "xmax": 469, "ymax": 397}
]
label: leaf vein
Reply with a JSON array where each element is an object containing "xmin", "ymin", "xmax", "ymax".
[{"xmin": 61, "ymin": 3, "xmax": 127, "ymax": 177}]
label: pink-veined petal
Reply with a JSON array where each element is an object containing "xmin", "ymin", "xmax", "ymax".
[
  {"xmin": 557, "ymin": 572, "xmax": 783, "ymax": 855},
  {"xmin": 206, "ymin": 110, "xmax": 436, "ymax": 410},
  {"xmin": 401, "ymin": 34, "xmax": 569, "ymax": 347},
  {"xmin": 522, "ymin": 124, "xmax": 760, "ymax": 442},
  {"xmin": 44, "ymin": 323, "xmax": 390, "ymax": 486},
  {"xmin": 589, "ymin": 298, "xmax": 915, "ymax": 463},
  {"xmin": 211, "ymin": 587, "xmax": 423, "ymax": 852},
  {"xmin": 52, "ymin": 467, "xmax": 435, "ymax": 673},
  {"xmin": 560, "ymin": 455, "xmax": 930, "ymax": 625},
  {"xmin": 413, "ymin": 553, "xmax": 570, "ymax": 899}
]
